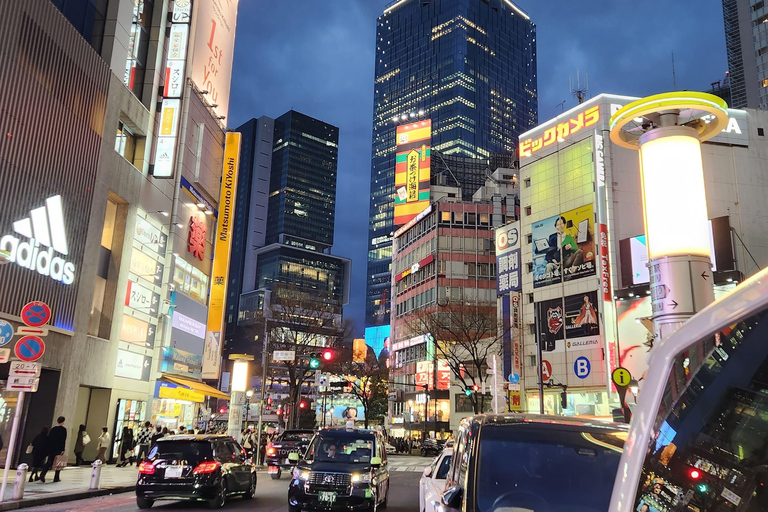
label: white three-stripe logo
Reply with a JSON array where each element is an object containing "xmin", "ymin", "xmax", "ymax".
[{"xmin": 12, "ymin": 195, "xmax": 68, "ymax": 255}]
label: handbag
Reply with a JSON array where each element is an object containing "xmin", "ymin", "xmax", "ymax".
[
  {"xmin": 25, "ymin": 444, "xmax": 33, "ymax": 455},
  {"xmin": 53, "ymin": 454, "xmax": 68, "ymax": 470},
  {"xmin": 82, "ymin": 433, "xmax": 91, "ymax": 446}
]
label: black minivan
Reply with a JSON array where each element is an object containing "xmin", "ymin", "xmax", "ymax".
[
  {"xmin": 440, "ymin": 414, "xmax": 627, "ymax": 512},
  {"xmin": 136, "ymin": 435, "xmax": 257, "ymax": 509}
]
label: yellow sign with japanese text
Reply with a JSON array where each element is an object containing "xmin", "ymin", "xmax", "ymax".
[
  {"xmin": 519, "ymin": 105, "xmax": 599, "ymax": 158},
  {"xmin": 203, "ymin": 132, "xmax": 241, "ymax": 380}
]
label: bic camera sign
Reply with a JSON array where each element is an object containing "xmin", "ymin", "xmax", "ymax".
[{"xmin": 0, "ymin": 195, "xmax": 76, "ymax": 285}]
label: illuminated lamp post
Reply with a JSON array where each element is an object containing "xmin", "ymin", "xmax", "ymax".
[
  {"xmin": 227, "ymin": 354, "xmax": 254, "ymax": 438},
  {"xmin": 610, "ymin": 92, "xmax": 726, "ymax": 343}
]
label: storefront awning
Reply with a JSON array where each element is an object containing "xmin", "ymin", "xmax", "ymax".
[{"xmin": 160, "ymin": 375, "xmax": 230, "ymax": 400}]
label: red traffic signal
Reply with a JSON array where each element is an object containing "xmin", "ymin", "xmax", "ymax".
[
  {"xmin": 267, "ymin": 397, "xmax": 273, "ymax": 405},
  {"xmin": 219, "ymin": 407, "xmax": 226, "ymax": 414},
  {"xmin": 299, "ymin": 401, "xmax": 307, "ymax": 409},
  {"xmin": 472, "ymin": 384, "xmax": 479, "ymax": 392},
  {"xmin": 276, "ymin": 408, "xmax": 283, "ymax": 415},
  {"xmin": 689, "ymin": 468, "xmax": 702, "ymax": 480},
  {"xmin": 322, "ymin": 349, "xmax": 334, "ymax": 362}
]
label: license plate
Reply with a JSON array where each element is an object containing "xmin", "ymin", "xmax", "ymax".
[
  {"xmin": 319, "ymin": 491, "xmax": 337, "ymax": 503},
  {"xmin": 165, "ymin": 466, "xmax": 183, "ymax": 478}
]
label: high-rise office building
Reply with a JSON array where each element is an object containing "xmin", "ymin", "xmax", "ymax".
[
  {"xmin": 366, "ymin": 0, "xmax": 537, "ymax": 326},
  {"xmin": 226, "ymin": 111, "xmax": 350, "ymax": 353},
  {"xmin": 722, "ymin": 0, "xmax": 764, "ymax": 108}
]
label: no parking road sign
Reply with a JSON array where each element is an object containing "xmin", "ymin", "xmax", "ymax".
[
  {"xmin": 14, "ymin": 335, "xmax": 46, "ymax": 362},
  {"xmin": 21, "ymin": 301, "xmax": 51, "ymax": 327}
]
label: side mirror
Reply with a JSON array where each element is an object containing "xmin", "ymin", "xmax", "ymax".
[
  {"xmin": 423, "ymin": 465, "xmax": 433, "ymax": 478},
  {"xmin": 288, "ymin": 452, "xmax": 300, "ymax": 463},
  {"xmin": 370, "ymin": 456, "xmax": 382, "ymax": 468},
  {"xmin": 441, "ymin": 486, "xmax": 463, "ymax": 510}
]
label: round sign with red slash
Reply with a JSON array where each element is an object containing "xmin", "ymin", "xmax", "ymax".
[
  {"xmin": 14, "ymin": 335, "xmax": 46, "ymax": 362},
  {"xmin": 21, "ymin": 302, "xmax": 51, "ymax": 327}
]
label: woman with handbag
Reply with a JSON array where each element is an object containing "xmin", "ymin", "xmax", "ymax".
[
  {"xmin": 28, "ymin": 427, "xmax": 49, "ymax": 482},
  {"xmin": 40, "ymin": 416, "xmax": 67, "ymax": 483},
  {"xmin": 117, "ymin": 426, "xmax": 135, "ymax": 467},
  {"xmin": 74, "ymin": 424, "xmax": 89, "ymax": 466}
]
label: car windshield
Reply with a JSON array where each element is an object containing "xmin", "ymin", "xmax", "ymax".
[
  {"xmin": 476, "ymin": 427, "xmax": 624, "ymax": 512},
  {"xmin": 149, "ymin": 440, "xmax": 213, "ymax": 461},
  {"xmin": 306, "ymin": 437, "xmax": 374, "ymax": 463}
]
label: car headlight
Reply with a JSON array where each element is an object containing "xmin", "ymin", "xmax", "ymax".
[
  {"xmin": 293, "ymin": 468, "xmax": 310, "ymax": 480},
  {"xmin": 351, "ymin": 473, "xmax": 372, "ymax": 483}
]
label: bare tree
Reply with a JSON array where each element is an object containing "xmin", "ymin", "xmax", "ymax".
[
  {"xmin": 335, "ymin": 347, "xmax": 389, "ymax": 428},
  {"xmin": 407, "ymin": 301, "xmax": 507, "ymax": 414},
  {"xmin": 264, "ymin": 284, "xmax": 348, "ymax": 429}
]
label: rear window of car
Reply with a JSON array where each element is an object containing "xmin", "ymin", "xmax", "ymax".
[
  {"xmin": 150, "ymin": 440, "xmax": 213, "ymax": 461},
  {"xmin": 476, "ymin": 426, "xmax": 624, "ymax": 512},
  {"xmin": 280, "ymin": 432, "xmax": 314, "ymax": 442}
]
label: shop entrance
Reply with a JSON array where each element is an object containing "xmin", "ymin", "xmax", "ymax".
[{"xmin": 111, "ymin": 398, "xmax": 147, "ymax": 461}]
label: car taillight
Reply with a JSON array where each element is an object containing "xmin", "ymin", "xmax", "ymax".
[
  {"xmin": 267, "ymin": 445, "xmax": 276, "ymax": 456},
  {"xmin": 193, "ymin": 461, "xmax": 221, "ymax": 474},
  {"xmin": 138, "ymin": 462, "xmax": 155, "ymax": 474}
]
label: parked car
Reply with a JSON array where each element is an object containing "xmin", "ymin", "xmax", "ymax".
[
  {"xmin": 609, "ymin": 268, "xmax": 768, "ymax": 512},
  {"xmin": 419, "ymin": 448, "xmax": 452, "ymax": 512},
  {"xmin": 135, "ymin": 435, "xmax": 257, "ymax": 509},
  {"xmin": 440, "ymin": 415, "xmax": 627, "ymax": 512},
  {"xmin": 266, "ymin": 429, "xmax": 314, "ymax": 480},
  {"xmin": 288, "ymin": 428, "xmax": 389, "ymax": 512}
]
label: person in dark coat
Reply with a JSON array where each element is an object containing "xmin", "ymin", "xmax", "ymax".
[
  {"xmin": 40, "ymin": 416, "xmax": 67, "ymax": 483},
  {"xmin": 117, "ymin": 426, "xmax": 135, "ymax": 467},
  {"xmin": 73, "ymin": 424, "xmax": 87, "ymax": 466},
  {"xmin": 29, "ymin": 427, "xmax": 49, "ymax": 482}
]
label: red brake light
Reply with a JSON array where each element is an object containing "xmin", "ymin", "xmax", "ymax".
[
  {"xmin": 193, "ymin": 461, "xmax": 221, "ymax": 474},
  {"xmin": 138, "ymin": 461, "xmax": 155, "ymax": 474}
]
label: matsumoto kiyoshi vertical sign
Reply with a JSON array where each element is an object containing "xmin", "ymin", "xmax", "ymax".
[
  {"xmin": 495, "ymin": 222, "xmax": 521, "ymax": 294},
  {"xmin": 203, "ymin": 132, "xmax": 241, "ymax": 380}
]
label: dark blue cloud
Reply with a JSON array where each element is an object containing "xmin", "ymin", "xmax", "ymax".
[{"xmin": 229, "ymin": 0, "xmax": 727, "ymax": 334}]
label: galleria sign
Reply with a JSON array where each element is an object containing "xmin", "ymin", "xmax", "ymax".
[{"xmin": 0, "ymin": 195, "xmax": 76, "ymax": 285}]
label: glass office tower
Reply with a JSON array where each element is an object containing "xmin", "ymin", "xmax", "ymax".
[{"xmin": 366, "ymin": 0, "xmax": 537, "ymax": 326}]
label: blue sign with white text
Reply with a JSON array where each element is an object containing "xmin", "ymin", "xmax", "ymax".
[{"xmin": 574, "ymin": 356, "xmax": 591, "ymax": 379}]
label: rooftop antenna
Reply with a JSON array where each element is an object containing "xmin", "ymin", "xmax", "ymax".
[
  {"xmin": 672, "ymin": 52, "xmax": 677, "ymax": 90},
  {"xmin": 570, "ymin": 71, "xmax": 588, "ymax": 104}
]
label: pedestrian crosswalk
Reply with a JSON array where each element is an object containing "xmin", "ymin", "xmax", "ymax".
[{"xmin": 387, "ymin": 455, "xmax": 432, "ymax": 472}]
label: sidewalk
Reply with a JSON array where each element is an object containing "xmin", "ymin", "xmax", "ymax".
[{"xmin": 0, "ymin": 465, "xmax": 138, "ymax": 511}]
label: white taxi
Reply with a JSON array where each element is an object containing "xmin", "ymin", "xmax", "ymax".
[{"xmin": 419, "ymin": 448, "xmax": 452, "ymax": 512}]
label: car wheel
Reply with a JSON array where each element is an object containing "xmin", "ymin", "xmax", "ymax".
[
  {"xmin": 244, "ymin": 474, "xmax": 257, "ymax": 500},
  {"xmin": 136, "ymin": 497, "xmax": 154, "ymax": 509},
  {"xmin": 271, "ymin": 469, "xmax": 282, "ymax": 480},
  {"xmin": 207, "ymin": 478, "xmax": 227, "ymax": 509}
]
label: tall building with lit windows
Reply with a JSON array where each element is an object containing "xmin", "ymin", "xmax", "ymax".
[
  {"xmin": 366, "ymin": 0, "xmax": 537, "ymax": 327},
  {"xmin": 722, "ymin": 0, "xmax": 767, "ymax": 108}
]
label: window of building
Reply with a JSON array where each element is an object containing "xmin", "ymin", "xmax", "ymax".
[
  {"xmin": 479, "ymin": 213, "xmax": 490, "ymax": 225},
  {"xmin": 527, "ymin": 234, "xmax": 533, "ymax": 244},
  {"xmin": 759, "ymin": 127, "xmax": 765, "ymax": 136},
  {"xmin": 527, "ymin": 293, "xmax": 534, "ymax": 304},
  {"xmin": 51, "ymin": 0, "xmax": 110, "ymax": 54},
  {"xmin": 88, "ymin": 195, "xmax": 126, "ymax": 338},
  {"xmin": 524, "ymin": 177, "xmax": 531, "ymax": 188},
  {"xmin": 115, "ymin": 121, "xmax": 137, "ymax": 164},
  {"xmin": 526, "ymin": 262, "xmax": 533, "ymax": 273},
  {"xmin": 453, "ymin": 212, "xmax": 463, "ymax": 224},
  {"xmin": 441, "ymin": 211, "xmax": 451, "ymax": 223},
  {"xmin": 466, "ymin": 213, "xmax": 476, "ymax": 225},
  {"xmin": 173, "ymin": 256, "xmax": 210, "ymax": 303},
  {"xmin": 525, "ymin": 206, "xmax": 532, "ymax": 216},
  {"xmin": 123, "ymin": 0, "xmax": 154, "ymax": 101}
]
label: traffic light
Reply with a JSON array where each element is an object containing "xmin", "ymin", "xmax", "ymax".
[
  {"xmin": 560, "ymin": 390, "xmax": 568, "ymax": 409},
  {"xmin": 697, "ymin": 483, "xmax": 709, "ymax": 493},
  {"xmin": 473, "ymin": 383, "xmax": 480, "ymax": 392},
  {"xmin": 276, "ymin": 408, "xmax": 283, "ymax": 416},
  {"xmin": 688, "ymin": 468, "xmax": 702, "ymax": 480},
  {"xmin": 299, "ymin": 401, "xmax": 307, "ymax": 409},
  {"xmin": 219, "ymin": 407, "xmax": 226, "ymax": 414},
  {"xmin": 309, "ymin": 354, "xmax": 320, "ymax": 369},
  {"xmin": 464, "ymin": 388, "xmax": 472, "ymax": 396},
  {"xmin": 322, "ymin": 349, "xmax": 334, "ymax": 362}
]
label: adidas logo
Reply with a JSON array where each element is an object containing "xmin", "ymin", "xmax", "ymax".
[{"xmin": 0, "ymin": 195, "xmax": 76, "ymax": 285}]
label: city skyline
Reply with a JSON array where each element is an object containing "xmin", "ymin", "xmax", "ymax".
[{"xmin": 229, "ymin": 0, "xmax": 729, "ymax": 334}]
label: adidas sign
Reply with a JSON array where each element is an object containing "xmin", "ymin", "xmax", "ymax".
[{"xmin": 0, "ymin": 195, "xmax": 76, "ymax": 285}]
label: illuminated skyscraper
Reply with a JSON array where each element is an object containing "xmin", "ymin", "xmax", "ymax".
[
  {"xmin": 366, "ymin": 0, "xmax": 537, "ymax": 326},
  {"xmin": 722, "ymin": 0, "xmax": 764, "ymax": 108}
]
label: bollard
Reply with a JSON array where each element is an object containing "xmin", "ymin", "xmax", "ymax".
[
  {"xmin": 89, "ymin": 460, "xmax": 103, "ymax": 490},
  {"xmin": 12, "ymin": 464, "xmax": 28, "ymax": 500}
]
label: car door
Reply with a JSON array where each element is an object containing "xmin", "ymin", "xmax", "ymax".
[
  {"xmin": 214, "ymin": 440, "xmax": 241, "ymax": 491},
  {"xmin": 428, "ymin": 452, "xmax": 452, "ymax": 512},
  {"xmin": 228, "ymin": 440, "xmax": 251, "ymax": 490}
]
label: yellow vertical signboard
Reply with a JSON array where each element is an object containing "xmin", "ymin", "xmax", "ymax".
[{"xmin": 202, "ymin": 132, "xmax": 241, "ymax": 380}]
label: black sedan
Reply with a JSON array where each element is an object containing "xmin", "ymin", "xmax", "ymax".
[{"xmin": 136, "ymin": 435, "xmax": 257, "ymax": 509}]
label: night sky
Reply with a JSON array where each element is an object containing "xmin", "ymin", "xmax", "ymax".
[{"xmin": 228, "ymin": 0, "xmax": 728, "ymax": 335}]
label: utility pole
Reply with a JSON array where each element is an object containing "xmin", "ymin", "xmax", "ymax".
[{"xmin": 255, "ymin": 290, "xmax": 271, "ymax": 465}]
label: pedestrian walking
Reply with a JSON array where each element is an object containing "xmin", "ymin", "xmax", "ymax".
[
  {"xmin": 150, "ymin": 425, "xmax": 163, "ymax": 445},
  {"xmin": 40, "ymin": 416, "xmax": 67, "ymax": 483},
  {"xmin": 116, "ymin": 426, "xmax": 135, "ymax": 467},
  {"xmin": 28, "ymin": 427, "xmax": 49, "ymax": 482},
  {"xmin": 96, "ymin": 427, "xmax": 110, "ymax": 463},
  {"xmin": 73, "ymin": 424, "xmax": 89, "ymax": 466},
  {"xmin": 136, "ymin": 421, "xmax": 153, "ymax": 461}
]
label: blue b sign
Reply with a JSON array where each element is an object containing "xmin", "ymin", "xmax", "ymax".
[
  {"xmin": 0, "ymin": 320, "xmax": 13, "ymax": 347},
  {"xmin": 574, "ymin": 356, "xmax": 591, "ymax": 379}
]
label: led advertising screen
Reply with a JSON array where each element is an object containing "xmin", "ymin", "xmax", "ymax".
[
  {"xmin": 364, "ymin": 325, "xmax": 390, "ymax": 359},
  {"xmin": 394, "ymin": 120, "xmax": 431, "ymax": 226},
  {"xmin": 531, "ymin": 204, "xmax": 596, "ymax": 288}
]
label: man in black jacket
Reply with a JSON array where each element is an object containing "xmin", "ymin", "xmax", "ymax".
[{"xmin": 40, "ymin": 416, "xmax": 67, "ymax": 483}]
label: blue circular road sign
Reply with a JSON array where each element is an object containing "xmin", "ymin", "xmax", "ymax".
[
  {"xmin": 0, "ymin": 320, "xmax": 13, "ymax": 347},
  {"xmin": 508, "ymin": 373, "xmax": 520, "ymax": 384}
]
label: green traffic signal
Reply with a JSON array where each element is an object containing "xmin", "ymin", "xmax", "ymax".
[
  {"xmin": 465, "ymin": 388, "xmax": 472, "ymax": 396},
  {"xmin": 309, "ymin": 357, "xmax": 320, "ymax": 369},
  {"xmin": 697, "ymin": 483, "xmax": 709, "ymax": 493}
]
